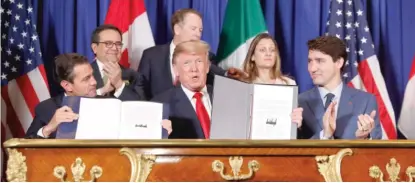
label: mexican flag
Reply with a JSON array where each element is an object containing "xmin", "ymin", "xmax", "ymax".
[{"xmin": 216, "ymin": 0, "xmax": 267, "ymax": 70}]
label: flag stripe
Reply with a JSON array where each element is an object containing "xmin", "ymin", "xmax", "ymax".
[
  {"xmin": 120, "ymin": 49, "xmax": 130, "ymax": 68},
  {"xmin": 358, "ymin": 59, "xmax": 397, "ymax": 139},
  {"xmin": 397, "ymin": 71, "xmax": 415, "ymax": 139},
  {"xmin": 27, "ymin": 67, "xmax": 50, "ymax": 103},
  {"xmin": 1, "ymin": 122, "xmax": 13, "ymax": 141},
  {"xmin": 0, "ymin": 89, "xmax": 25, "ymax": 138},
  {"xmin": 6, "ymin": 81, "xmax": 34, "ymax": 132},
  {"xmin": 16, "ymin": 75, "xmax": 40, "ymax": 117},
  {"xmin": 218, "ymin": 35, "xmax": 257, "ymax": 69},
  {"xmin": 122, "ymin": 12, "xmax": 155, "ymax": 69},
  {"xmin": 410, "ymin": 57, "xmax": 415, "ymax": 78},
  {"xmin": 105, "ymin": 0, "xmax": 155, "ymax": 70},
  {"xmin": 37, "ymin": 65, "xmax": 50, "ymax": 92},
  {"xmin": 326, "ymin": 0, "xmax": 397, "ymax": 139},
  {"xmin": 216, "ymin": 0, "xmax": 267, "ymax": 62},
  {"xmin": 349, "ymin": 73, "xmax": 366, "ymax": 90},
  {"xmin": 104, "ymin": 0, "xmax": 146, "ymax": 33}
]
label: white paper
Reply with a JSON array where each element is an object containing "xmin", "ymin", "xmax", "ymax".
[
  {"xmin": 250, "ymin": 85, "xmax": 296, "ymax": 139},
  {"xmin": 118, "ymin": 101, "xmax": 163, "ymax": 139},
  {"xmin": 75, "ymin": 98, "xmax": 121, "ymax": 139}
]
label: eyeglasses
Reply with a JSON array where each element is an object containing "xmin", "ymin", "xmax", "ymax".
[{"xmin": 95, "ymin": 41, "xmax": 123, "ymax": 48}]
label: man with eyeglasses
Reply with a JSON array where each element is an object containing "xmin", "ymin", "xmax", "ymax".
[{"xmin": 90, "ymin": 24, "xmax": 146, "ymax": 100}]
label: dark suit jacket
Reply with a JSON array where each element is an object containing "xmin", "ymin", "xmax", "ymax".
[
  {"xmin": 298, "ymin": 84, "xmax": 382, "ymax": 139},
  {"xmin": 25, "ymin": 95, "xmax": 64, "ymax": 139},
  {"xmin": 91, "ymin": 61, "xmax": 146, "ymax": 101},
  {"xmin": 151, "ymin": 85, "xmax": 214, "ymax": 139},
  {"xmin": 139, "ymin": 43, "xmax": 226, "ymax": 99}
]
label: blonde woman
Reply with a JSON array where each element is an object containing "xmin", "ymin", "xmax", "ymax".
[{"xmin": 242, "ymin": 33, "xmax": 303, "ymax": 128}]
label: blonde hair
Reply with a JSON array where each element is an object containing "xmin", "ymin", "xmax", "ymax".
[
  {"xmin": 242, "ymin": 33, "xmax": 287, "ymax": 84},
  {"xmin": 172, "ymin": 40, "xmax": 210, "ymax": 64}
]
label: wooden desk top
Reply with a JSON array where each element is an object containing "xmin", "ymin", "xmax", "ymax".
[
  {"xmin": 4, "ymin": 138, "xmax": 415, "ymax": 182},
  {"xmin": 4, "ymin": 138, "xmax": 415, "ymax": 148}
]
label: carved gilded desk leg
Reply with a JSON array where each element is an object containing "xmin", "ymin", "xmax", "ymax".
[
  {"xmin": 6, "ymin": 148, "xmax": 27, "ymax": 182},
  {"xmin": 315, "ymin": 148, "xmax": 353, "ymax": 182},
  {"xmin": 120, "ymin": 148, "xmax": 156, "ymax": 182}
]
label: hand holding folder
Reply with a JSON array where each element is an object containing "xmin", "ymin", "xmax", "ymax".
[{"xmin": 56, "ymin": 96, "xmax": 170, "ymax": 139}]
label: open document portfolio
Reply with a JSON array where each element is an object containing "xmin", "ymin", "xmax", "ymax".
[
  {"xmin": 56, "ymin": 96, "xmax": 169, "ymax": 139},
  {"xmin": 210, "ymin": 76, "xmax": 299, "ymax": 140}
]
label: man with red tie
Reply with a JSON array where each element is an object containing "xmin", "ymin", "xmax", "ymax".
[{"xmin": 151, "ymin": 40, "xmax": 212, "ymax": 139}]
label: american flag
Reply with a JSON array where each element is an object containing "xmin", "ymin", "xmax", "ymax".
[
  {"xmin": 326, "ymin": 0, "xmax": 397, "ymax": 139},
  {"xmin": 1, "ymin": 0, "xmax": 50, "ymax": 179}
]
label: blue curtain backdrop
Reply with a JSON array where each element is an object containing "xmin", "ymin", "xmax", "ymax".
[{"xmin": 33, "ymin": 0, "xmax": 415, "ymax": 128}]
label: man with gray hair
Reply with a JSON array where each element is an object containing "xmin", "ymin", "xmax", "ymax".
[{"xmin": 151, "ymin": 40, "xmax": 213, "ymax": 139}]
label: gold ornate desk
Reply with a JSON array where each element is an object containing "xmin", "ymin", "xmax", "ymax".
[{"xmin": 3, "ymin": 139, "xmax": 415, "ymax": 182}]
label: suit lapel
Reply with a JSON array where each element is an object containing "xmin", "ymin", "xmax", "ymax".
[
  {"xmin": 54, "ymin": 94, "xmax": 64, "ymax": 108},
  {"xmin": 335, "ymin": 84, "xmax": 354, "ymax": 137},
  {"xmin": 173, "ymin": 86, "xmax": 205, "ymax": 138},
  {"xmin": 91, "ymin": 61, "xmax": 104, "ymax": 89},
  {"xmin": 207, "ymin": 85, "xmax": 214, "ymax": 104},
  {"xmin": 163, "ymin": 43, "xmax": 174, "ymax": 84},
  {"xmin": 307, "ymin": 87, "xmax": 325, "ymax": 130},
  {"xmin": 120, "ymin": 66, "xmax": 129, "ymax": 81}
]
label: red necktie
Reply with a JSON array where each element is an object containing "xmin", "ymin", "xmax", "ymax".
[{"xmin": 193, "ymin": 92, "xmax": 210, "ymax": 138}]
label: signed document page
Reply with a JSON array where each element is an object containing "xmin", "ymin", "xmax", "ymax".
[
  {"xmin": 119, "ymin": 101, "xmax": 163, "ymax": 139},
  {"xmin": 75, "ymin": 98, "xmax": 122, "ymax": 139},
  {"xmin": 250, "ymin": 84, "xmax": 298, "ymax": 139}
]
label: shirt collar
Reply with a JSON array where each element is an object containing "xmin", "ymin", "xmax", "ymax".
[
  {"xmin": 96, "ymin": 59, "xmax": 104, "ymax": 70},
  {"xmin": 170, "ymin": 42, "xmax": 176, "ymax": 56},
  {"xmin": 181, "ymin": 84, "xmax": 209, "ymax": 101},
  {"xmin": 318, "ymin": 82, "xmax": 343, "ymax": 100}
]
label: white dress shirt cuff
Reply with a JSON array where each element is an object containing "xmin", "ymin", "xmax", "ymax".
[
  {"xmin": 320, "ymin": 130, "xmax": 333, "ymax": 140},
  {"xmin": 114, "ymin": 82, "xmax": 126, "ymax": 98},
  {"xmin": 96, "ymin": 89, "xmax": 102, "ymax": 95},
  {"xmin": 37, "ymin": 127, "xmax": 46, "ymax": 138}
]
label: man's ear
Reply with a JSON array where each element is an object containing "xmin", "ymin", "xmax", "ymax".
[
  {"xmin": 173, "ymin": 63, "xmax": 179, "ymax": 77},
  {"xmin": 173, "ymin": 24, "xmax": 181, "ymax": 36},
  {"xmin": 60, "ymin": 80, "xmax": 72, "ymax": 93},
  {"xmin": 91, "ymin": 43, "xmax": 98, "ymax": 55},
  {"xmin": 336, "ymin": 57, "xmax": 344, "ymax": 70}
]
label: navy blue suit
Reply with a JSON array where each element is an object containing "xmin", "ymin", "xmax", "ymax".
[
  {"xmin": 139, "ymin": 43, "xmax": 226, "ymax": 100},
  {"xmin": 151, "ymin": 85, "xmax": 214, "ymax": 139},
  {"xmin": 91, "ymin": 61, "xmax": 147, "ymax": 101},
  {"xmin": 298, "ymin": 84, "xmax": 382, "ymax": 139},
  {"xmin": 25, "ymin": 95, "xmax": 63, "ymax": 139}
]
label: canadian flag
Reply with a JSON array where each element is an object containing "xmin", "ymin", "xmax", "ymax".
[
  {"xmin": 398, "ymin": 57, "xmax": 415, "ymax": 139},
  {"xmin": 104, "ymin": 0, "xmax": 155, "ymax": 70}
]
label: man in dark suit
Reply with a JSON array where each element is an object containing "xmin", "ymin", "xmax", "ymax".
[
  {"xmin": 25, "ymin": 53, "xmax": 98, "ymax": 138},
  {"xmin": 26, "ymin": 53, "xmax": 172, "ymax": 139},
  {"xmin": 152, "ymin": 40, "xmax": 213, "ymax": 139},
  {"xmin": 90, "ymin": 24, "xmax": 146, "ymax": 101},
  {"xmin": 298, "ymin": 35, "xmax": 382, "ymax": 139},
  {"xmin": 139, "ymin": 8, "xmax": 246, "ymax": 99}
]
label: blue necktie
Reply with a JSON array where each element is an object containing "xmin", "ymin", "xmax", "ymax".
[{"xmin": 324, "ymin": 93, "xmax": 335, "ymax": 111}]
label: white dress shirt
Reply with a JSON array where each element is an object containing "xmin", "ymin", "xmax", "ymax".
[
  {"xmin": 169, "ymin": 42, "xmax": 176, "ymax": 83},
  {"xmin": 181, "ymin": 85, "xmax": 212, "ymax": 118},
  {"xmin": 318, "ymin": 82, "xmax": 343, "ymax": 139},
  {"xmin": 95, "ymin": 59, "xmax": 125, "ymax": 97}
]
